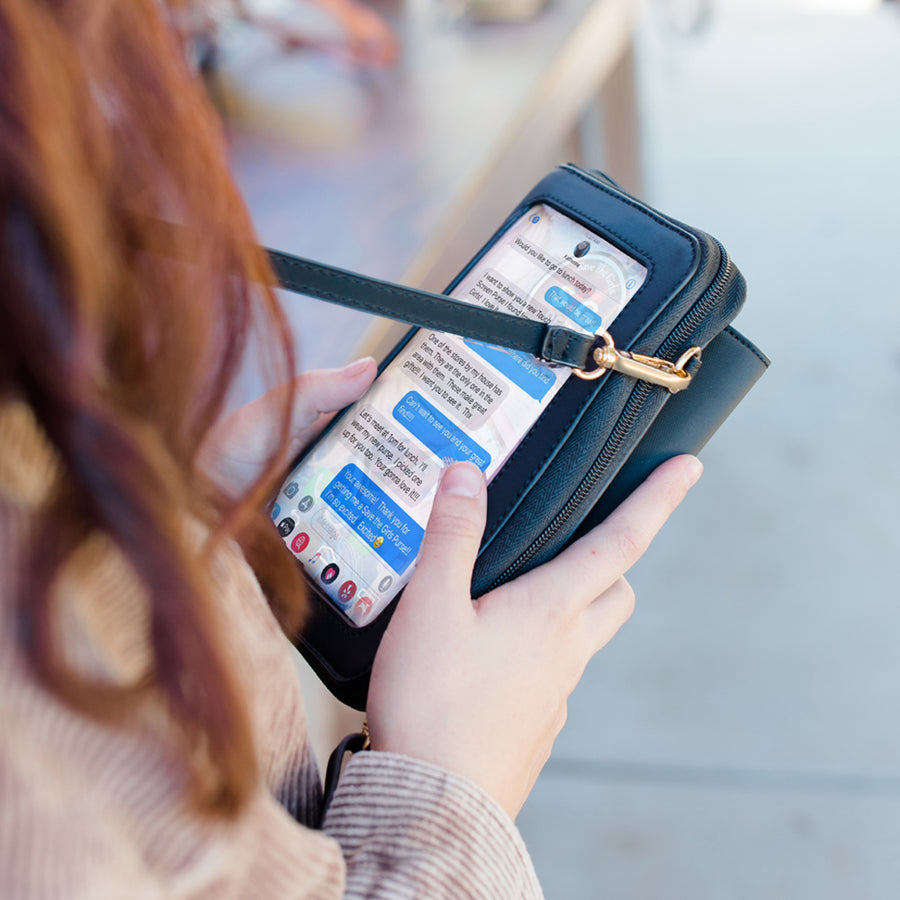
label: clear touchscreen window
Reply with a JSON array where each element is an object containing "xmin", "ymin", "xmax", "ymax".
[{"xmin": 272, "ymin": 204, "xmax": 647, "ymax": 625}]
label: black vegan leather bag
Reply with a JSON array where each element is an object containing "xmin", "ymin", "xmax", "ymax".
[{"xmin": 269, "ymin": 165, "xmax": 769, "ymax": 709}]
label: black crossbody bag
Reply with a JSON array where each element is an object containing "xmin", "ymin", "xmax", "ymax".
[{"xmin": 267, "ymin": 165, "xmax": 769, "ymax": 710}]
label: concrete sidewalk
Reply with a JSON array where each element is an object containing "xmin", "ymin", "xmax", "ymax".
[{"xmin": 517, "ymin": 4, "xmax": 900, "ymax": 897}]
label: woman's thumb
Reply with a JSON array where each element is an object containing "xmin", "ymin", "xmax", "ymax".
[{"xmin": 409, "ymin": 462, "xmax": 487, "ymax": 602}]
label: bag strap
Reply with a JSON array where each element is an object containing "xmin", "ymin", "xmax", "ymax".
[{"xmin": 266, "ymin": 248, "xmax": 599, "ymax": 371}]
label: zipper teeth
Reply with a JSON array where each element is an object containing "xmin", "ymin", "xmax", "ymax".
[
  {"xmin": 483, "ymin": 380, "xmax": 650, "ymax": 589},
  {"xmin": 656, "ymin": 249, "xmax": 734, "ymax": 361},
  {"xmin": 482, "ymin": 247, "xmax": 735, "ymax": 592}
]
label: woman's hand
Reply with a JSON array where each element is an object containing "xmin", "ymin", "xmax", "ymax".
[
  {"xmin": 367, "ymin": 454, "xmax": 702, "ymax": 820},
  {"xmin": 202, "ymin": 357, "xmax": 377, "ymax": 494}
]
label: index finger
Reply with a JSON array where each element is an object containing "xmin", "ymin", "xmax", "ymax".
[{"xmin": 507, "ymin": 454, "xmax": 702, "ymax": 609}]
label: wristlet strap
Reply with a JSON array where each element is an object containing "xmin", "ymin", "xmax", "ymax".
[
  {"xmin": 138, "ymin": 215, "xmax": 596, "ymax": 369},
  {"xmin": 267, "ymin": 248, "xmax": 599, "ymax": 370},
  {"xmin": 322, "ymin": 724, "xmax": 370, "ymax": 812}
]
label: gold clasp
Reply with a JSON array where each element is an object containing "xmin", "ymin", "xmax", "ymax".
[{"xmin": 574, "ymin": 331, "xmax": 701, "ymax": 394}]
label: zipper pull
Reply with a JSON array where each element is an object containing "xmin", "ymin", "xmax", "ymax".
[{"xmin": 574, "ymin": 331, "xmax": 701, "ymax": 394}]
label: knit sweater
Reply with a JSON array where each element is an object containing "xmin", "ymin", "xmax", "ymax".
[{"xmin": 0, "ymin": 400, "xmax": 544, "ymax": 899}]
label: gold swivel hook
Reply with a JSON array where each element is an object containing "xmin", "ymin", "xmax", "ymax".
[{"xmin": 574, "ymin": 331, "xmax": 701, "ymax": 394}]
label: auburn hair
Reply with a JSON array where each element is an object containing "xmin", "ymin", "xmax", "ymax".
[{"xmin": 0, "ymin": 0, "xmax": 306, "ymax": 815}]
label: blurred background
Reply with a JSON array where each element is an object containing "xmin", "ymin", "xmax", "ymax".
[{"xmin": 216, "ymin": 0, "xmax": 900, "ymax": 895}]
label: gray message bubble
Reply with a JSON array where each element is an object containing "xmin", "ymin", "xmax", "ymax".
[
  {"xmin": 475, "ymin": 268, "xmax": 553, "ymax": 324},
  {"xmin": 399, "ymin": 333, "xmax": 509, "ymax": 428},
  {"xmin": 340, "ymin": 404, "xmax": 439, "ymax": 507}
]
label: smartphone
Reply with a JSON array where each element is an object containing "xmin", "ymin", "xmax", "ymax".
[{"xmin": 271, "ymin": 203, "xmax": 648, "ymax": 625}]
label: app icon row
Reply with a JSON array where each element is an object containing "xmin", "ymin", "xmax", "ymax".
[{"xmin": 271, "ymin": 490, "xmax": 380, "ymax": 623}]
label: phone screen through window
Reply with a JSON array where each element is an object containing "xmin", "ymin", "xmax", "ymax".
[{"xmin": 272, "ymin": 204, "xmax": 648, "ymax": 625}]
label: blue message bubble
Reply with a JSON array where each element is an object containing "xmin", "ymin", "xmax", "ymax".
[
  {"xmin": 321, "ymin": 464, "xmax": 424, "ymax": 575},
  {"xmin": 544, "ymin": 285, "xmax": 603, "ymax": 333},
  {"xmin": 392, "ymin": 392, "xmax": 491, "ymax": 471},
  {"xmin": 463, "ymin": 340, "xmax": 556, "ymax": 402}
]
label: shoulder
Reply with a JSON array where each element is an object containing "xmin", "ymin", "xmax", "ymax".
[
  {"xmin": 0, "ymin": 401, "xmax": 338, "ymax": 896},
  {"xmin": 0, "ymin": 536, "xmax": 341, "ymax": 898}
]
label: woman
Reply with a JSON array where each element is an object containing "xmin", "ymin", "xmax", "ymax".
[{"xmin": 0, "ymin": 1, "xmax": 701, "ymax": 896}]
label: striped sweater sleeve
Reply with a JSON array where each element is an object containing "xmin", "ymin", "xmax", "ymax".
[{"xmin": 323, "ymin": 752, "xmax": 544, "ymax": 900}]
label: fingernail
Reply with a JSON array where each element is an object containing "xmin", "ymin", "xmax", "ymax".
[
  {"xmin": 342, "ymin": 356, "xmax": 375, "ymax": 377},
  {"xmin": 684, "ymin": 456, "xmax": 703, "ymax": 489},
  {"xmin": 440, "ymin": 462, "xmax": 484, "ymax": 498}
]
